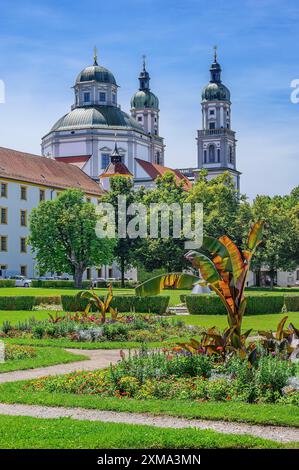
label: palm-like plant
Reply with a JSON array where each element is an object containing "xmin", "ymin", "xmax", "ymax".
[
  {"xmin": 185, "ymin": 221, "xmax": 265, "ymax": 338},
  {"xmin": 135, "ymin": 272, "xmax": 201, "ymax": 297},
  {"xmin": 79, "ymin": 284, "xmax": 117, "ymax": 324}
]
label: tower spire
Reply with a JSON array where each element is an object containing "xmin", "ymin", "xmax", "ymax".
[
  {"xmin": 93, "ymin": 46, "xmax": 98, "ymax": 66},
  {"xmin": 142, "ymin": 54, "xmax": 146, "ymax": 71},
  {"xmin": 213, "ymin": 45, "xmax": 218, "ymax": 62},
  {"xmin": 138, "ymin": 54, "xmax": 150, "ymax": 91}
]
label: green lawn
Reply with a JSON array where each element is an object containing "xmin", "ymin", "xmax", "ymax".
[
  {"xmin": 0, "ymin": 347, "xmax": 86, "ymax": 373},
  {"xmin": 0, "ymin": 381, "xmax": 298, "ymax": 427},
  {"xmin": 0, "ymin": 414, "xmax": 294, "ymax": 449}
]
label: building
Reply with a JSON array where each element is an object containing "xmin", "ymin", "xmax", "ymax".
[
  {"xmin": 41, "ymin": 52, "xmax": 165, "ymax": 179},
  {"xmin": 179, "ymin": 49, "xmax": 241, "ymax": 189},
  {"xmin": 0, "ymin": 146, "xmax": 110, "ymax": 279}
]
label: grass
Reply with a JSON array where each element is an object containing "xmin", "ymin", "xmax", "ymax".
[
  {"xmin": 0, "ymin": 414, "xmax": 295, "ymax": 449},
  {"xmin": 0, "ymin": 347, "xmax": 86, "ymax": 373},
  {"xmin": 0, "ymin": 380, "xmax": 298, "ymax": 427}
]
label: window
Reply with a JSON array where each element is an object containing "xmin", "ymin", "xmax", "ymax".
[
  {"xmin": 20, "ymin": 237, "xmax": 27, "ymax": 253},
  {"xmin": 86, "ymin": 268, "xmax": 92, "ymax": 280},
  {"xmin": 108, "ymin": 267, "xmax": 113, "ymax": 278},
  {"xmin": 20, "ymin": 210, "xmax": 27, "ymax": 227},
  {"xmin": 228, "ymin": 146, "xmax": 234, "ymax": 164},
  {"xmin": 0, "ymin": 236, "xmax": 7, "ymax": 251},
  {"xmin": 83, "ymin": 92, "xmax": 90, "ymax": 103},
  {"xmin": 0, "ymin": 264, "xmax": 7, "ymax": 277},
  {"xmin": 154, "ymin": 117, "xmax": 157, "ymax": 123},
  {"xmin": 1, "ymin": 183, "xmax": 7, "ymax": 198},
  {"xmin": 20, "ymin": 265, "xmax": 27, "ymax": 277},
  {"xmin": 40, "ymin": 189, "xmax": 45, "ymax": 202},
  {"xmin": 138, "ymin": 116, "xmax": 142, "ymax": 122},
  {"xmin": 97, "ymin": 268, "xmax": 103, "ymax": 278},
  {"xmin": 208, "ymin": 145, "xmax": 215, "ymax": 163},
  {"xmin": 209, "ymin": 122, "xmax": 215, "ymax": 130},
  {"xmin": 99, "ymin": 92, "xmax": 106, "ymax": 102},
  {"xmin": 86, "ymin": 197, "xmax": 91, "ymax": 203},
  {"xmin": 209, "ymin": 109, "xmax": 215, "ymax": 115},
  {"xmin": 0, "ymin": 207, "xmax": 7, "ymax": 224},
  {"xmin": 297, "ymin": 270, "xmax": 299, "ymax": 281},
  {"xmin": 203, "ymin": 150, "xmax": 207, "ymax": 163},
  {"xmin": 20, "ymin": 186, "xmax": 27, "ymax": 200},
  {"xmin": 217, "ymin": 149, "xmax": 221, "ymax": 163},
  {"xmin": 112, "ymin": 93, "xmax": 116, "ymax": 104},
  {"xmin": 101, "ymin": 153, "xmax": 110, "ymax": 169}
]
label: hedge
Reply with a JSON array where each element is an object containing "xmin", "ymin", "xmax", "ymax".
[
  {"xmin": 0, "ymin": 296, "xmax": 36, "ymax": 310},
  {"xmin": 31, "ymin": 280, "xmax": 91, "ymax": 289},
  {"xmin": 185, "ymin": 294, "xmax": 286, "ymax": 315},
  {"xmin": 61, "ymin": 295, "xmax": 170, "ymax": 314},
  {"xmin": 284, "ymin": 296, "xmax": 299, "ymax": 312},
  {"xmin": 34, "ymin": 296, "xmax": 61, "ymax": 306},
  {"xmin": 95, "ymin": 280, "xmax": 137, "ymax": 289},
  {"xmin": 0, "ymin": 280, "xmax": 15, "ymax": 288}
]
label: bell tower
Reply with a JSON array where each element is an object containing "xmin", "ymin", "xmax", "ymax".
[{"xmin": 196, "ymin": 47, "xmax": 240, "ymax": 189}]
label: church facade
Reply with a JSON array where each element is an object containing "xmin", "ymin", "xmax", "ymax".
[{"xmin": 41, "ymin": 52, "xmax": 165, "ymax": 180}]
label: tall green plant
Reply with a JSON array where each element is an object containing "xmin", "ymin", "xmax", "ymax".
[{"xmin": 185, "ymin": 221, "xmax": 264, "ymax": 337}]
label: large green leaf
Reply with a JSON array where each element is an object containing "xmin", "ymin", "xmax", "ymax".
[
  {"xmin": 218, "ymin": 236, "xmax": 245, "ymax": 287},
  {"xmin": 135, "ymin": 272, "xmax": 201, "ymax": 297},
  {"xmin": 247, "ymin": 221, "xmax": 265, "ymax": 251},
  {"xmin": 185, "ymin": 250, "xmax": 221, "ymax": 285},
  {"xmin": 202, "ymin": 236, "xmax": 232, "ymax": 274}
]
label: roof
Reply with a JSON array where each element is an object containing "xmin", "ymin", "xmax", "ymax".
[
  {"xmin": 100, "ymin": 161, "xmax": 133, "ymax": 178},
  {"xmin": 135, "ymin": 159, "xmax": 192, "ymax": 191},
  {"xmin": 0, "ymin": 147, "xmax": 103, "ymax": 196},
  {"xmin": 54, "ymin": 155, "xmax": 91, "ymax": 169},
  {"xmin": 50, "ymin": 106, "xmax": 143, "ymax": 132},
  {"xmin": 131, "ymin": 90, "xmax": 159, "ymax": 110},
  {"xmin": 76, "ymin": 65, "xmax": 117, "ymax": 86}
]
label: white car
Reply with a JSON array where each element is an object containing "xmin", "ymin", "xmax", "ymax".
[{"xmin": 9, "ymin": 275, "xmax": 32, "ymax": 287}]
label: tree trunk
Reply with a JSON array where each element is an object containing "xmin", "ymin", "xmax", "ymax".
[
  {"xmin": 74, "ymin": 266, "xmax": 84, "ymax": 289},
  {"xmin": 121, "ymin": 256, "xmax": 125, "ymax": 289}
]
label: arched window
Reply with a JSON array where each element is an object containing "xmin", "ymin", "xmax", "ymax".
[
  {"xmin": 217, "ymin": 148, "xmax": 220, "ymax": 163},
  {"xmin": 156, "ymin": 152, "xmax": 160, "ymax": 164},
  {"xmin": 208, "ymin": 145, "xmax": 215, "ymax": 163},
  {"xmin": 228, "ymin": 146, "xmax": 234, "ymax": 164},
  {"xmin": 203, "ymin": 150, "xmax": 207, "ymax": 163}
]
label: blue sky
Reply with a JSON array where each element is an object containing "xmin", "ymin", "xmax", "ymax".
[{"xmin": 0, "ymin": 0, "xmax": 298, "ymax": 199}]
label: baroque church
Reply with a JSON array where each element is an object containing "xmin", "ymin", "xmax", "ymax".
[{"xmin": 41, "ymin": 48, "xmax": 240, "ymax": 189}]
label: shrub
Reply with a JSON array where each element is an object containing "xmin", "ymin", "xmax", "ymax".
[
  {"xmin": 0, "ymin": 296, "xmax": 35, "ymax": 310},
  {"xmin": 284, "ymin": 296, "xmax": 299, "ymax": 312},
  {"xmin": 61, "ymin": 295, "xmax": 170, "ymax": 314},
  {"xmin": 255, "ymin": 356, "xmax": 295, "ymax": 402},
  {"xmin": 185, "ymin": 294, "xmax": 285, "ymax": 315},
  {"xmin": 0, "ymin": 279, "xmax": 15, "ymax": 288},
  {"xmin": 34, "ymin": 296, "xmax": 61, "ymax": 306}
]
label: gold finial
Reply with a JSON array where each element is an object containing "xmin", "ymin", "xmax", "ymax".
[
  {"xmin": 142, "ymin": 54, "xmax": 146, "ymax": 70},
  {"xmin": 93, "ymin": 46, "xmax": 98, "ymax": 66},
  {"xmin": 213, "ymin": 45, "xmax": 218, "ymax": 62}
]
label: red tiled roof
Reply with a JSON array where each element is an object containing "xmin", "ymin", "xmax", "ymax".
[
  {"xmin": 100, "ymin": 161, "xmax": 133, "ymax": 178},
  {"xmin": 0, "ymin": 147, "xmax": 103, "ymax": 196},
  {"xmin": 54, "ymin": 155, "xmax": 91, "ymax": 169},
  {"xmin": 135, "ymin": 158, "xmax": 192, "ymax": 191}
]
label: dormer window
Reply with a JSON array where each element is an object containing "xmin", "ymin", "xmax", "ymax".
[
  {"xmin": 99, "ymin": 92, "xmax": 106, "ymax": 102},
  {"xmin": 84, "ymin": 92, "xmax": 91, "ymax": 103}
]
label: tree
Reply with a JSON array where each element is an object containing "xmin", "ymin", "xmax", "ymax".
[
  {"xmin": 29, "ymin": 189, "xmax": 115, "ymax": 288},
  {"xmin": 135, "ymin": 172, "xmax": 188, "ymax": 272},
  {"xmin": 101, "ymin": 176, "xmax": 139, "ymax": 287},
  {"xmin": 250, "ymin": 193, "xmax": 299, "ymax": 288},
  {"xmin": 186, "ymin": 170, "xmax": 246, "ymax": 244}
]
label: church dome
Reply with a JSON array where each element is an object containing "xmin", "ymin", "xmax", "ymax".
[
  {"xmin": 76, "ymin": 65, "xmax": 117, "ymax": 86},
  {"xmin": 131, "ymin": 90, "xmax": 159, "ymax": 109},
  {"xmin": 51, "ymin": 106, "xmax": 143, "ymax": 132},
  {"xmin": 202, "ymin": 82, "xmax": 230, "ymax": 102}
]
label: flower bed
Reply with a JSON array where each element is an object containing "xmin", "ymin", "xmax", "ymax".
[
  {"xmin": 0, "ymin": 313, "xmax": 201, "ymax": 344},
  {"xmin": 4, "ymin": 343, "xmax": 36, "ymax": 361},
  {"xmin": 26, "ymin": 346, "xmax": 299, "ymax": 405}
]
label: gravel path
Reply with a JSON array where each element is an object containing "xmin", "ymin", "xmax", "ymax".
[
  {"xmin": 0, "ymin": 403, "xmax": 298, "ymax": 443},
  {"xmin": 0, "ymin": 348, "xmax": 122, "ymax": 383}
]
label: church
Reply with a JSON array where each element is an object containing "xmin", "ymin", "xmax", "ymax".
[{"xmin": 41, "ymin": 48, "xmax": 240, "ymax": 189}]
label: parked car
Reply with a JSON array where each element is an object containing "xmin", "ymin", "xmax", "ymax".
[{"xmin": 9, "ymin": 275, "xmax": 32, "ymax": 287}]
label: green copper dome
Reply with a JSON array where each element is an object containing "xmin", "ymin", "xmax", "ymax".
[
  {"xmin": 51, "ymin": 106, "xmax": 143, "ymax": 132},
  {"xmin": 76, "ymin": 65, "xmax": 117, "ymax": 86},
  {"xmin": 131, "ymin": 90, "xmax": 159, "ymax": 109},
  {"xmin": 202, "ymin": 82, "xmax": 230, "ymax": 102}
]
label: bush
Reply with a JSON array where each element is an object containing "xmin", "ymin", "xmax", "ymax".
[
  {"xmin": 34, "ymin": 296, "xmax": 61, "ymax": 306},
  {"xmin": 284, "ymin": 296, "xmax": 299, "ymax": 312},
  {"xmin": 0, "ymin": 279, "xmax": 15, "ymax": 288},
  {"xmin": 61, "ymin": 295, "xmax": 170, "ymax": 314},
  {"xmin": 0, "ymin": 296, "xmax": 35, "ymax": 310},
  {"xmin": 185, "ymin": 294, "xmax": 285, "ymax": 315},
  {"xmin": 31, "ymin": 280, "xmax": 75, "ymax": 288}
]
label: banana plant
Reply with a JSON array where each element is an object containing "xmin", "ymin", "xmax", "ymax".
[
  {"xmin": 135, "ymin": 272, "xmax": 202, "ymax": 297},
  {"xmin": 79, "ymin": 284, "xmax": 117, "ymax": 324},
  {"xmin": 185, "ymin": 221, "xmax": 265, "ymax": 338}
]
